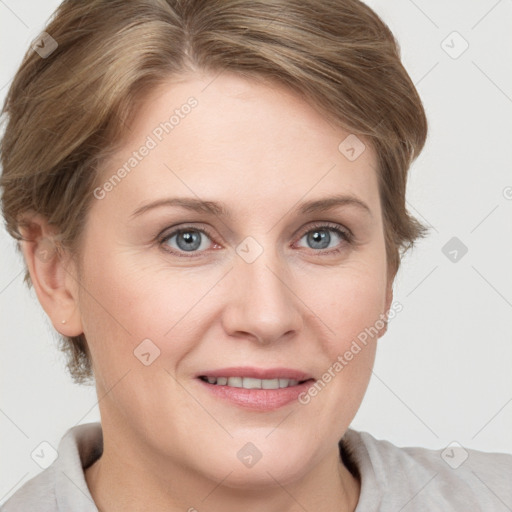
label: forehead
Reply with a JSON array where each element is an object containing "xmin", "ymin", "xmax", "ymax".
[{"xmin": 96, "ymin": 72, "xmax": 380, "ymax": 218}]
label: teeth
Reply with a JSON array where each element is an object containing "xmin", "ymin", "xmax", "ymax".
[
  {"xmin": 262, "ymin": 378, "xmax": 279, "ymax": 389},
  {"xmin": 242, "ymin": 377, "xmax": 262, "ymax": 389},
  {"xmin": 227, "ymin": 377, "xmax": 243, "ymax": 388},
  {"xmin": 203, "ymin": 376, "xmax": 301, "ymax": 389}
]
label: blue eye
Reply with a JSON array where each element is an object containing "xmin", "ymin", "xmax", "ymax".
[
  {"xmin": 158, "ymin": 222, "xmax": 352, "ymax": 258},
  {"xmin": 160, "ymin": 227, "xmax": 214, "ymax": 256},
  {"xmin": 296, "ymin": 223, "xmax": 352, "ymax": 254}
]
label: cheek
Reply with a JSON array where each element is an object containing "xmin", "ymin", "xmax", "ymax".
[
  {"xmin": 330, "ymin": 269, "xmax": 386, "ymax": 336},
  {"xmin": 77, "ymin": 245, "xmax": 226, "ymax": 373},
  {"xmin": 312, "ymin": 251, "xmax": 389, "ymax": 345},
  {"xmin": 298, "ymin": 255, "xmax": 388, "ymax": 412},
  {"xmin": 313, "ymin": 271, "xmax": 384, "ymax": 382}
]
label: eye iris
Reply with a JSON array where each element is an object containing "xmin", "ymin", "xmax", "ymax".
[
  {"xmin": 177, "ymin": 230, "xmax": 201, "ymax": 251},
  {"xmin": 308, "ymin": 229, "xmax": 330, "ymax": 249}
]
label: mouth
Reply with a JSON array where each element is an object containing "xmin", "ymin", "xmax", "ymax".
[
  {"xmin": 195, "ymin": 367, "xmax": 316, "ymax": 411},
  {"xmin": 198, "ymin": 375, "xmax": 313, "ymax": 389}
]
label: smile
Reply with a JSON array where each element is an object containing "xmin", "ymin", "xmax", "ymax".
[{"xmin": 198, "ymin": 376, "xmax": 310, "ymax": 389}]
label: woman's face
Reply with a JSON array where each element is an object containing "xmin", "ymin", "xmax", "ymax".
[{"xmin": 73, "ymin": 72, "xmax": 392, "ymax": 486}]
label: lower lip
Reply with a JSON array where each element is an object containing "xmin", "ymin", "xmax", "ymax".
[{"xmin": 196, "ymin": 378, "xmax": 316, "ymax": 411}]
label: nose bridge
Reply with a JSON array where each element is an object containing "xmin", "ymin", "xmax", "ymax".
[{"xmin": 224, "ymin": 235, "xmax": 302, "ymax": 343}]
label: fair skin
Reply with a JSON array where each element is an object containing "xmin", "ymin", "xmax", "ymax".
[{"xmin": 21, "ymin": 71, "xmax": 393, "ymax": 512}]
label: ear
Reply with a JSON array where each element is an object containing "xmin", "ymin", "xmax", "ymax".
[{"xmin": 18, "ymin": 212, "xmax": 83, "ymax": 337}]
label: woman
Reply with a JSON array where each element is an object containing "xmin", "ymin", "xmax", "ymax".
[{"xmin": 1, "ymin": 0, "xmax": 510, "ymax": 510}]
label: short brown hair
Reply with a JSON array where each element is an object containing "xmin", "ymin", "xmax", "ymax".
[{"xmin": 0, "ymin": 0, "xmax": 428, "ymax": 384}]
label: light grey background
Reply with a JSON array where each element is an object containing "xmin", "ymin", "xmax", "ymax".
[{"xmin": 1, "ymin": 0, "xmax": 511, "ymax": 504}]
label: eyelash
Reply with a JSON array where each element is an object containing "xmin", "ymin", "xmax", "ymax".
[{"xmin": 157, "ymin": 222, "xmax": 353, "ymax": 259}]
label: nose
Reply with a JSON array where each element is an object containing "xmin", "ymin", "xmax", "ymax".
[{"xmin": 221, "ymin": 245, "xmax": 303, "ymax": 345}]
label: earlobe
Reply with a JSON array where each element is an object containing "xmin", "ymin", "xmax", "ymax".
[{"xmin": 18, "ymin": 213, "xmax": 83, "ymax": 337}]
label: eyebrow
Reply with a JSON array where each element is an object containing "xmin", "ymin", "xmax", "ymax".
[{"xmin": 130, "ymin": 194, "xmax": 372, "ymax": 219}]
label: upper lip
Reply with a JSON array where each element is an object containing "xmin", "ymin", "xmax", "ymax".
[{"xmin": 197, "ymin": 366, "xmax": 315, "ymax": 381}]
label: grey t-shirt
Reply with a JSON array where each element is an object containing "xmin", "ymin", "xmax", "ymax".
[{"xmin": 2, "ymin": 422, "xmax": 511, "ymax": 511}]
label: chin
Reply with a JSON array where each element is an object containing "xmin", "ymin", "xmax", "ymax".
[
  {"xmin": 196, "ymin": 440, "xmax": 314, "ymax": 490},
  {"xmin": 215, "ymin": 460, "xmax": 309, "ymax": 491}
]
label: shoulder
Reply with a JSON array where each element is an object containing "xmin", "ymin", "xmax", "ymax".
[
  {"xmin": 341, "ymin": 428, "xmax": 512, "ymax": 511},
  {"xmin": 1, "ymin": 465, "xmax": 57, "ymax": 512},
  {"xmin": 1, "ymin": 422, "xmax": 102, "ymax": 512}
]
